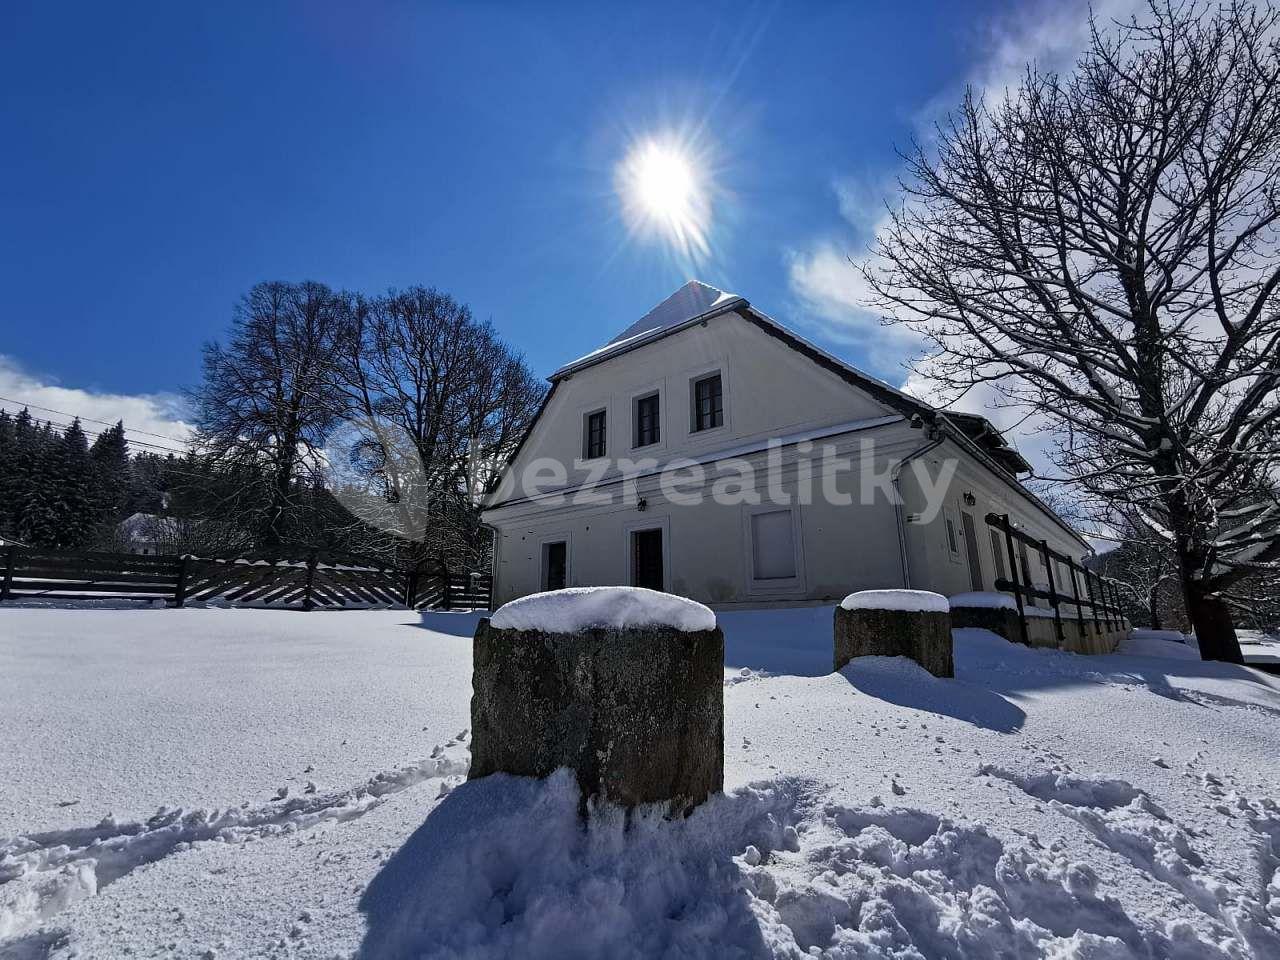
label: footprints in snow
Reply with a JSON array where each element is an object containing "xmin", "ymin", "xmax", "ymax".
[
  {"xmin": 0, "ymin": 735, "xmax": 472, "ymax": 944},
  {"xmin": 740, "ymin": 793, "xmax": 1150, "ymax": 957},
  {"xmin": 978, "ymin": 760, "xmax": 1280, "ymax": 957}
]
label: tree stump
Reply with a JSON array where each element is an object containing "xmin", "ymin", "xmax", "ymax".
[
  {"xmin": 469, "ymin": 616, "xmax": 724, "ymax": 815},
  {"xmin": 834, "ymin": 590, "xmax": 953, "ymax": 678}
]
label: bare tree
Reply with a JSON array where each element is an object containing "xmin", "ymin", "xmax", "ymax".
[
  {"xmin": 868, "ymin": 1, "xmax": 1280, "ymax": 661},
  {"xmin": 1090, "ymin": 514, "xmax": 1186, "ymax": 630},
  {"xmin": 191, "ymin": 281, "xmax": 349, "ymax": 549},
  {"xmin": 336, "ymin": 287, "xmax": 544, "ymax": 568}
]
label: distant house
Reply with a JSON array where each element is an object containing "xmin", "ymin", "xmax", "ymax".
[
  {"xmin": 481, "ymin": 281, "xmax": 1087, "ymax": 608},
  {"xmin": 116, "ymin": 513, "xmax": 183, "ymax": 556}
]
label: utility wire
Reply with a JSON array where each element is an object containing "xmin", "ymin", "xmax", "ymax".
[
  {"xmin": 0, "ymin": 394, "xmax": 192, "ymax": 445},
  {"xmin": 14, "ymin": 413, "xmax": 191, "ymax": 456}
]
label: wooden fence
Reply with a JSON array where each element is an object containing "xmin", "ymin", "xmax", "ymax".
[
  {"xmin": 0, "ymin": 545, "xmax": 492, "ymax": 612},
  {"xmin": 986, "ymin": 513, "xmax": 1128, "ymax": 647}
]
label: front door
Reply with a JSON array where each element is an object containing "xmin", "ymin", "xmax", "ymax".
[
  {"xmin": 542, "ymin": 541, "xmax": 566, "ymax": 591},
  {"xmin": 962, "ymin": 512, "xmax": 984, "ymax": 591},
  {"xmin": 631, "ymin": 528, "xmax": 664, "ymax": 591}
]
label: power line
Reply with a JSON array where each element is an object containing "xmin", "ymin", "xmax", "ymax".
[
  {"xmin": 0, "ymin": 394, "xmax": 192, "ymax": 445},
  {"xmin": 14, "ymin": 413, "xmax": 190, "ymax": 456}
]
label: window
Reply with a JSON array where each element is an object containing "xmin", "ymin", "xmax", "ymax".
[
  {"xmin": 633, "ymin": 392, "xmax": 660, "ymax": 448},
  {"xmin": 944, "ymin": 512, "xmax": 961, "ymax": 562},
  {"xmin": 542, "ymin": 541, "xmax": 567, "ymax": 591},
  {"xmin": 584, "ymin": 409, "xmax": 606, "ymax": 459},
  {"xmin": 751, "ymin": 509, "xmax": 797, "ymax": 581},
  {"xmin": 692, "ymin": 373, "xmax": 723, "ymax": 432},
  {"xmin": 990, "ymin": 529, "xmax": 1007, "ymax": 582},
  {"xmin": 631, "ymin": 528, "xmax": 664, "ymax": 591}
]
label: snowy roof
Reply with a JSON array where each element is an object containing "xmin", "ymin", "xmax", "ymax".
[
  {"xmin": 118, "ymin": 513, "xmax": 182, "ymax": 540},
  {"xmin": 553, "ymin": 280, "xmax": 745, "ymax": 378}
]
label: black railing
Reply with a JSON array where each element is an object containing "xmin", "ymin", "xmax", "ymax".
[{"xmin": 986, "ymin": 513, "xmax": 1127, "ymax": 646}]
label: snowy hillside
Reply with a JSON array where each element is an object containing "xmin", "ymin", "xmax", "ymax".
[{"xmin": 1, "ymin": 606, "xmax": 1278, "ymax": 958}]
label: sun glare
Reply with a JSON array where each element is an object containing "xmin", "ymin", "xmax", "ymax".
[{"xmin": 617, "ymin": 138, "xmax": 712, "ymax": 261}]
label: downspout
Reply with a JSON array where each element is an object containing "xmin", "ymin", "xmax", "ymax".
[
  {"xmin": 479, "ymin": 521, "xmax": 499, "ymax": 610},
  {"xmin": 891, "ymin": 421, "xmax": 944, "ymax": 589}
]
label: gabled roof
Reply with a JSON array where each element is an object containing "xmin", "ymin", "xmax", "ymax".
[{"xmin": 553, "ymin": 280, "xmax": 745, "ymax": 379}]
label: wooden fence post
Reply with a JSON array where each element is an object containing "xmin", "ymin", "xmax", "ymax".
[
  {"xmin": 174, "ymin": 556, "xmax": 189, "ymax": 608},
  {"xmin": 440, "ymin": 560, "xmax": 452, "ymax": 611},
  {"xmin": 302, "ymin": 553, "xmax": 318, "ymax": 611},
  {"xmin": 1041, "ymin": 540, "xmax": 1064, "ymax": 647},
  {"xmin": 999, "ymin": 515, "xmax": 1031, "ymax": 646},
  {"xmin": 404, "ymin": 569, "xmax": 419, "ymax": 609},
  {"xmin": 1, "ymin": 546, "xmax": 15, "ymax": 603},
  {"xmin": 1068, "ymin": 563, "xmax": 1086, "ymax": 638}
]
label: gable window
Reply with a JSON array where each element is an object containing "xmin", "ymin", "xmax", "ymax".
[
  {"xmin": 584, "ymin": 409, "xmax": 607, "ymax": 459},
  {"xmin": 634, "ymin": 392, "xmax": 660, "ymax": 448},
  {"xmin": 692, "ymin": 373, "xmax": 723, "ymax": 432}
]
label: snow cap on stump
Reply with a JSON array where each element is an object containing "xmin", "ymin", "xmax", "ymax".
[
  {"xmin": 470, "ymin": 586, "xmax": 724, "ymax": 815},
  {"xmin": 835, "ymin": 589, "xmax": 954, "ymax": 678}
]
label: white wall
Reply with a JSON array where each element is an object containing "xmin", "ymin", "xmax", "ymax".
[
  {"xmin": 488, "ymin": 310, "xmax": 889, "ymax": 506},
  {"xmin": 484, "ymin": 310, "xmax": 1087, "ymax": 609}
]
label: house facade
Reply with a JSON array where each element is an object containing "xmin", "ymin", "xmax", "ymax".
[{"xmin": 481, "ymin": 281, "xmax": 1087, "ymax": 609}]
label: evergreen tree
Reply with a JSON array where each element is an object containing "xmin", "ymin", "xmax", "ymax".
[
  {"xmin": 56, "ymin": 419, "xmax": 96, "ymax": 549},
  {"xmin": 89, "ymin": 420, "xmax": 131, "ymax": 538},
  {"xmin": 0, "ymin": 410, "xmax": 13, "ymax": 540}
]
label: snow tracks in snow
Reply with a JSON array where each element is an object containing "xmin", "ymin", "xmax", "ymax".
[{"xmin": 0, "ymin": 738, "xmax": 470, "ymax": 944}]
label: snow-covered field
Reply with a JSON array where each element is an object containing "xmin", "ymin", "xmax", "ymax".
[{"xmin": 2, "ymin": 606, "xmax": 1278, "ymax": 959}]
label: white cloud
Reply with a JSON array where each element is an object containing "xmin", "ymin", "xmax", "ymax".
[
  {"xmin": 0, "ymin": 354, "xmax": 193, "ymax": 453},
  {"xmin": 784, "ymin": 240, "xmax": 925, "ymax": 374}
]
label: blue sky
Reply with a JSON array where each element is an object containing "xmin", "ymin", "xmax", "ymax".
[{"xmin": 0, "ymin": 0, "xmax": 1107, "ymax": 439}]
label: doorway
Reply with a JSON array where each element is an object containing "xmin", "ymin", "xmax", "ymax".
[
  {"xmin": 631, "ymin": 528, "xmax": 664, "ymax": 591},
  {"xmin": 962, "ymin": 512, "xmax": 983, "ymax": 591}
]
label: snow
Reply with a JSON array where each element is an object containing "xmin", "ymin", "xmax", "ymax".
[
  {"xmin": 2, "ymin": 606, "xmax": 1280, "ymax": 959},
  {"xmin": 1132, "ymin": 628, "xmax": 1192, "ymax": 645},
  {"xmin": 840, "ymin": 589, "xmax": 950, "ymax": 613},
  {"xmin": 949, "ymin": 591, "xmax": 1018, "ymax": 610},
  {"xmin": 487, "ymin": 586, "xmax": 717, "ymax": 633},
  {"xmin": 1238, "ymin": 630, "xmax": 1280, "ymax": 669},
  {"xmin": 554, "ymin": 281, "xmax": 743, "ymax": 376},
  {"xmin": 1118, "ymin": 632, "xmax": 1204, "ymax": 660}
]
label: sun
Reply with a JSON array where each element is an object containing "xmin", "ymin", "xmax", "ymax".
[{"xmin": 616, "ymin": 137, "xmax": 712, "ymax": 260}]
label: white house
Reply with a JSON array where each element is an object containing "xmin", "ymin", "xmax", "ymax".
[
  {"xmin": 481, "ymin": 281, "xmax": 1087, "ymax": 609},
  {"xmin": 116, "ymin": 513, "xmax": 182, "ymax": 556}
]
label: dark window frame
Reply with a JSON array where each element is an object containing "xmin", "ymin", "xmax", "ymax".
[
  {"xmin": 633, "ymin": 391, "xmax": 661, "ymax": 448},
  {"xmin": 691, "ymin": 372, "xmax": 724, "ymax": 433},
  {"xmin": 583, "ymin": 408, "xmax": 607, "ymax": 460}
]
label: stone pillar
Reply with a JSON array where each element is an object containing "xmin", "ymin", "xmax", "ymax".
[
  {"xmin": 469, "ymin": 617, "xmax": 724, "ymax": 815},
  {"xmin": 834, "ymin": 590, "xmax": 953, "ymax": 678},
  {"xmin": 948, "ymin": 593, "xmax": 1023, "ymax": 646}
]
